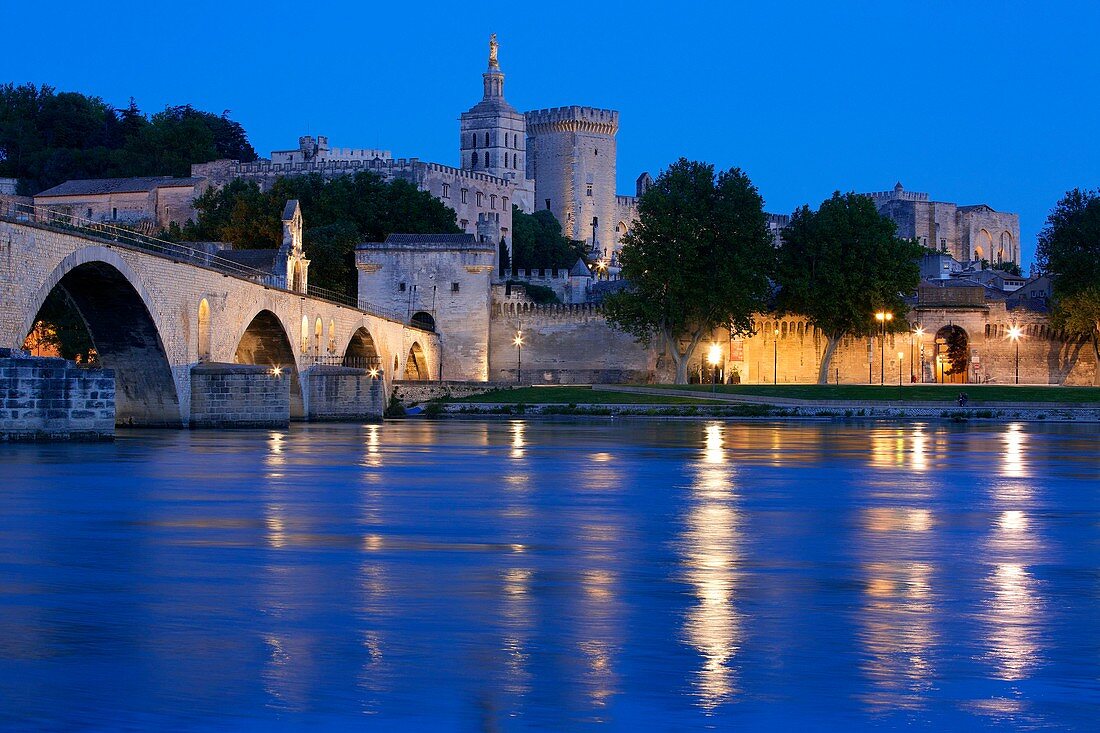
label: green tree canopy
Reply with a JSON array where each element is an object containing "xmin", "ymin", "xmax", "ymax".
[
  {"xmin": 510, "ymin": 206, "xmax": 587, "ymax": 271},
  {"xmin": 603, "ymin": 158, "xmax": 776, "ymax": 384},
  {"xmin": 775, "ymin": 191, "xmax": 923, "ymax": 383},
  {"xmin": 0, "ymin": 84, "xmax": 257, "ymax": 193},
  {"xmin": 183, "ymin": 172, "xmax": 461, "ymax": 297},
  {"xmin": 1036, "ymin": 188, "xmax": 1100, "ymax": 380}
]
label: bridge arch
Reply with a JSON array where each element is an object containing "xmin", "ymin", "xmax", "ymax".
[
  {"xmin": 22, "ymin": 247, "xmax": 181, "ymax": 426},
  {"xmin": 233, "ymin": 309, "xmax": 305, "ymax": 419},
  {"xmin": 342, "ymin": 326, "xmax": 381, "ymax": 370},
  {"xmin": 404, "ymin": 341, "xmax": 429, "ymax": 380}
]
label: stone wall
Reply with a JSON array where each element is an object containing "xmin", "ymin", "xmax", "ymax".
[
  {"xmin": 0, "ymin": 351, "xmax": 115, "ymax": 441},
  {"xmin": 302, "ymin": 366, "xmax": 383, "ymax": 421},
  {"xmin": 189, "ymin": 363, "xmax": 289, "ymax": 428},
  {"xmin": 489, "ymin": 301, "xmax": 657, "ymax": 383},
  {"xmin": 392, "ymin": 380, "xmax": 518, "ymax": 404}
]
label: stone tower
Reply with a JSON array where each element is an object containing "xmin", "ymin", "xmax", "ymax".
[
  {"xmin": 460, "ymin": 35, "xmax": 527, "ymax": 189},
  {"xmin": 525, "ymin": 106, "xmax": 620, "ymax": 258}
]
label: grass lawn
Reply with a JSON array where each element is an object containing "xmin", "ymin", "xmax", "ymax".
[
  {"xmin": 641, "ymin": 383, "xmax": 1100, "ymax": 403},
  {"xmin": 449, "ymin": 386, "xmax": 712, "ymax": 404}
]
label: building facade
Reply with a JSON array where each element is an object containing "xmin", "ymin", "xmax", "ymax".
[
  {"xmin": 33, "ymin": 176, "xmax": 208, "ymax": 229},
  {"xmin": 864, "ymin": 182, "xmax": 1021, "ymax": 265}
]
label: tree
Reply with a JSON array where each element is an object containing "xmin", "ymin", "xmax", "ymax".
[
  {"xmin": 183, "ymin": 172, "xmax": 461, "ymax": 298},
  {"xmin": 943, "ymin": 327, "xmax": 970, "ymax": 377},
  {"xmin": 1036, "ymin": 188, "xmax": 1100, "ymax": 382},
  {"xmin": 776, "ymin": 192, "xmax": 923, "ymax": 383},
  {"xmin": 604, "ymin": 159, "xmax": 776, "ymax": 384},
  {"xmin": 510, "ymin": 206, "xmax": 586, "ymax": 270}
]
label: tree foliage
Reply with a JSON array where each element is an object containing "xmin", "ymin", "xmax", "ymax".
[
  {"xmin": 776, "ymin": 191, "xmax": 923, "ymax": 383},
  {"xmin": 183, "ymin": 173, "xmax": 461, "ymax": 297},
  {"xmin": 943, "ymin": 327, "xmax": 970, "ymax": 377},
  {"xmin": 0, "ymin": 83, "xmax": 256, "ymax": 193},
  {"xmin": 603, "ymin": 159, "xmax": 776, "ymax": 384},
  {"xmin": 1036, "ymin": 188, "xmax": 1100, "ymax": 380},
  {"xmin": 510, "ymin": 206, "xmax": 587, "ymax": 270}
]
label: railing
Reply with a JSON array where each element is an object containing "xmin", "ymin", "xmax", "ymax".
[
  {"xmin": 301, "ymin": 354, "xmax": 382, "ymax": 370},
  {"xmin": 0, "ymin": 201, "xmax": 434, "ymax": 332}
]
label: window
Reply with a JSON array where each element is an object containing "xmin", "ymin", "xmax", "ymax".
[
  {"xmin": 461, "ymin": 188, "xmax": 468, "ymax": 203},
  {"xmin": 112, "ymin": 207, "xmax": 117, "ymax": 220},
  {"xmin": 476, "ymin": 192, "xmax": 483, "ymax": 206},
  {"xmin": 586, "ymin": 185, "xmax": 593, "ymax": 197},
  {"xmin": 399, "ymin": 282, "xmax": 407, "ymax": 292},
  {"xmin": 86, "ymin": 208, "xmax": 92, "ymax": 218},
  {"xmin": 483, "ymin": 151, "xmax": 488, "ymax": 166},
  {"xmin": 490, "ymin": 194, "xmax": 497, "ymax": 209},
  {"xmin": 505, "ymin": 133, "xmax": 509, "ymax": 146},
  {"xmin": 471, "ymin": 133, "xmax": 476, "ymax": 147},
  {"xmin": 484, "ymin": 131, "xmax": 489, "ymax": 146},
  {"xmin": 594, "ymin": 148, "xmax": 598, "ymax": 156},
  {"xmin": 940, "ymin": 238, "xmax": 947, "ymax": 249},
  {"xmin": 451, "ymin": 282, "xmax": 460, "ymax": 293},
  {"xmin": 502, "ymin": 197, "xmax": 508, "ymax": 210},
  {"xmin": 545, "ymin": 199, "xmax": 551, "ymax": 210},
  {"xmin": 442, "ymin": 183, "xmax": 450, "ymax": 198},
  {"xmin": 470, "ymin": 152, "xmax": 477, "ymax": 169}
]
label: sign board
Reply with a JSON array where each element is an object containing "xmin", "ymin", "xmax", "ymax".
[{"xmin": 729, "ymin": 340, "xmax": 744, "ymax": 362}]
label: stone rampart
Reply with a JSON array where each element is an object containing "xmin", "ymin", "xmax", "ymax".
[
  {"xmin": 189, "ymin": 363, "xmax": 289, "ymax": 428},
  {"xmin": 0, "ymin": 351, "xmax": 115, "ymax": 440},
  {"xmin": 392, "ymin": 380, "xmax": 519, "ymax": 404}
]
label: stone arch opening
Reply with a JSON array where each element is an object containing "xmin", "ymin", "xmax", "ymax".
[
  {"xmin": 234, "ymin": 310, "xmax": 304, "ymax": 419},
  {"xmin": 197, "ymin": 298, "xmax": 211, "ymax": 361},
  {"xmin": 404, "ymin": 342, "xmax": 429, "ymax": 381},
  {"xmin": 976, "ymin": 229, "xmax": 992, "ymax": 262},
  {"xmin": 343, "ymin": 327, "xmax": 380, "ymax": 370},
  {"xmin": 327, "ymin": 319, "xmax": 336, "ymax": 354},
  {"xmin": 299, "ymin": 316, "xmax": 309, "ymax": 354},
  {"xmin": 24, "ymin": 260, "xmax": 181, "ymax": 426},
  {"xmin": 411, "ymin": 311, "xmax": 436, "ymax": 332},
  {"xmin": 934, "ymin": 324, "xmax": 970, "ymax": 384},
  {"xmin": 314, "ymin": 317, "xmax": 323, "ymax": 355},
  {"xmin": 999, "ymin": 231, "xmax": 1012, "ymax": 263}
]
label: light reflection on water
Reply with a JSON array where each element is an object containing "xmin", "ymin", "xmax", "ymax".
[{"xmin": 0, "ymin": 420, "xmax": 1098, "ymax": 729}]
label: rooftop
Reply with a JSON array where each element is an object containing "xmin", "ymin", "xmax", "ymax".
[{"xmin": 35, "ymin": 176, "xmax": 205, "ymax": 197}]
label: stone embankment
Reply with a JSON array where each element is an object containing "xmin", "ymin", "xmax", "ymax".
[{"xmin": 0, "ymin": 349, "xmax": 115, "ymax": 440}]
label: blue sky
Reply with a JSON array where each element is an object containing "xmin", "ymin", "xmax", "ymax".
[{"xmin": 7, "ymin": 1, "xmax": 1100, "ymax": 266}]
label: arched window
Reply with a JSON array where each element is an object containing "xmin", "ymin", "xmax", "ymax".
[
  {"xmin": 328, "ymin": 319, "xmax": 336, "ymax": 353},
  {"xmin": 471, "ymin": 152, "xmax": 477, "ymax": 169},
  {"xmin": 484, "ymin": 131, "xmax": 489, "ymax": 146},
  {"xmin": 471, "ymin": 133, "xmax": 476, "ymax": 148},
  {"xmin": 484, "ymin": 151, "xmax": 489, "ymax": 167},
  {"xmin": 300, "ymin": 316, "xmax": 310, "ymax": 353},
  {"xmin": 197, "ymin": 298, "xmax": 211, "ymax": 361},
  {"xmin": 314, "ymin": 318, "xmax": 323, "ymax": 355}
]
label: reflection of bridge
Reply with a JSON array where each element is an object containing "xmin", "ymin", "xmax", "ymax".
[{"xmin": 0, "ymin": 208, "xmax": 439, "ymax": 427}]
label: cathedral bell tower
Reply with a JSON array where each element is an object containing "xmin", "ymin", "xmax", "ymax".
[{"xmin": 460, "ymin": 34, "xmax": 526, "ymax": 184}]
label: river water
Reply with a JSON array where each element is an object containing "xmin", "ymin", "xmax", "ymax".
[{"xmin": 1, "ymin": 420, "xmax": 1098, "ymax": 730}]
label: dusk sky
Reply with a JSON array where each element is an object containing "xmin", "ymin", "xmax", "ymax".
[{"xmin": 8, "ymin": 1, "xmax": 1100, "ymax": 266}]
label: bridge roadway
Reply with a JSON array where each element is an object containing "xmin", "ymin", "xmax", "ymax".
[{"xmin": 0, "ymin": 213, "xmax": 440, "ymax": 427}]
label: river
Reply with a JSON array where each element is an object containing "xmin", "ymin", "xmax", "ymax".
[{"xmin": 1, "ymin": 420, "xmax": 1098, "ymax": 730}]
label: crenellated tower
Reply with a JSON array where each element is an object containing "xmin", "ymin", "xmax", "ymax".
[{"xmin": 525, "ymin": 106, "xmax": 621, "ymax": 257}]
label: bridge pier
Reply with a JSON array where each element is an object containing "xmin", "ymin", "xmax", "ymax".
[
  {"xmin": 0, "ymin": 350, "xmax": 115, "ymax": 441},
  {"xmin": 301, "ymin": 365, "xmax": 384, "ymax": 421},
  {"xmin": 189, "ymin": 363, "xmax": 289, "ymax": 428}
]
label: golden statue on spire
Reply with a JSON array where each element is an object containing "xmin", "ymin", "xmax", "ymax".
[{"xmin": 489, "ymin": 33, "xmax": 499, "ymax": 69}]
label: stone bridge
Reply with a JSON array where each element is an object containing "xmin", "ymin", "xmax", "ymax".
[{"xmin": 0, "ymin": 214, "xmax": 440, "ymax": 427}]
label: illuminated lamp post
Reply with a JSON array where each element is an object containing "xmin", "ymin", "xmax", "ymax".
[
  {"xmin": 898, "ymin": 352, "xmax": 904, "ymax": 387},
  {"xmin": 707, "ymin": 342, "xmax": 722, "ymax": 392},
  {"xmin": 874, "ymin": 311, "xmax": 893, "ymax": 385},
  {"xmin": 513, "ymin": 330, "xmax": 524, "ymax": 384},
  {"xmin": 1008, "ymin": 325, "xmax": 1023, "ymax": 384}
]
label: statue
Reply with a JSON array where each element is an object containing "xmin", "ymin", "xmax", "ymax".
[{"xmin": 489, "ymin": 33, "xmax": 499, "ymax": 68}]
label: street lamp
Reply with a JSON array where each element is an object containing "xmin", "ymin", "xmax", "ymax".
[
  {"xmin": 1008, "ymin": 325, "xmax": 1023, "ymax": 384},
  {"xmin": 707, "ymin": 342, "xmax": 722, "ymax": 392},
  {"xmin": 898, "ymin": 352, "xmax": 904, "ymax": 387},
  {"xmin": 913, "ymin": 326, "xmax": 925, "ymax": 383},
  {"xmin": 513, "ymin": 330, "xmax": 524, "ymax": 383},
  {"xmin": 874, "ymin": 311, "xmax": 893, "ymax": 385},
  {"xmin": 773, "ymin": 327, "xmax": 779, "ymax": 385}
]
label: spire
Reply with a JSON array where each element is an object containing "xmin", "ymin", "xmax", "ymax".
[{"xmin": 483, "ymin": 34, "xmax": 504, "ymax": 99}]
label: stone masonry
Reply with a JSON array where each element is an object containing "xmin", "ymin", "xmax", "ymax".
[
  {"xmin": 0, "ymin": 350, "xmax": 115, "ymax": 440},
  {"xmin": 189, "ymin": 363, "xmax": 288, "ymax": 428}
]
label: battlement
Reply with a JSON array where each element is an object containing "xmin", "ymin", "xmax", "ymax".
[
  {"xmin": 616, "ymin": 195, "xmax": 637, "ymax": 209},
  {"xmin": 525, "ymin": 106, "xmax": 619, "ymax": 135},
  {"xmin": 863, "ymin": 187, "xmax": 929, "ymax": 203},
  {"xmin": 193, "ymin": 158, "xmax": 511, "ymax": 188},
  {"xmin": 495, "ymin": 301, "xmax": 604, "ymax": 319}
]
